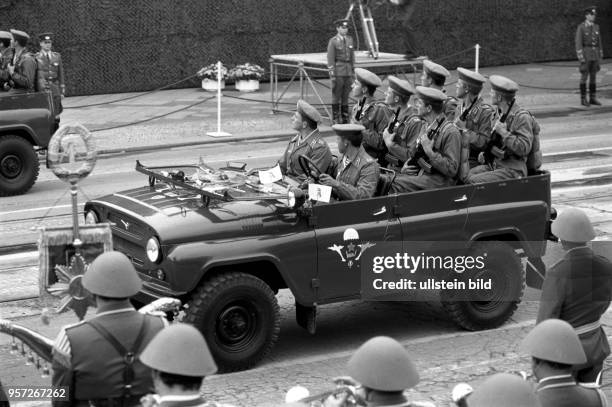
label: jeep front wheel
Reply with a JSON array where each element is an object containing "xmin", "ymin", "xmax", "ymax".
[
  {"xmin": 184, "ymin": 272, "xmax": 280, "ymax": 372},
  {"xmin": 0, "ymin": 135, "xmax": 39, "ymax": 197},
  {"xmin": 441, "ymin": 241, "xmax": 524, "ymax": 331}
]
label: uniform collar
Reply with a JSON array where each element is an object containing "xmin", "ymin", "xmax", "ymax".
[
  {"xmin": 158, "ymin": 394, "xmax": 207, "ymax": 407},
  {"xmin": 537, "ymin": 374, "xmax": 576, "ymax": 391},
  {"xmin": 94, "ymin": 300, "xmax": 135, "ymax": 316},
  {"xmin": 564, "ymin": 245, "xmax": 592, "ymax": 258}
]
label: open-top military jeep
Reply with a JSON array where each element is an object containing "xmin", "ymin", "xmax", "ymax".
[{"xmin": 84, "ymin": 158, "xmax": 552, "ymax": 372}]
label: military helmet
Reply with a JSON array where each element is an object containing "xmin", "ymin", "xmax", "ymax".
[
  {"xmin": 467, "ymin": 373, "xmax": 540, "ymax": 407},
  {"xmin": 551, "ymin": 208, "xmax": 595, "ymax": 242},
  {"xmin": 521, "ymin": 319, "xmax": 586, "ymax": 365},
  {"xmin": 82, "ymin": 251, "xmax": 142, "ymax": 298},
  {"xmin": 347, "ymin": 336, "xmax": 419, "ymax": 392},
  {"xmin": 140, "ymin": 323, "xmax": 218, "ymax": 377}
]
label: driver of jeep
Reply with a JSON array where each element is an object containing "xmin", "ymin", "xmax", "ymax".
[
  {"xmin": 317, "ymin": 123, "xmax": 380, "ymax": 201},
  {"xmin": 278, "ymin": 99, "xmax": 332, "ymax": 182}
]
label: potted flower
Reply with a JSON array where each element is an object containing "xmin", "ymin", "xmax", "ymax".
[
  {"xmin": 229, "ymin": 63, "xmax": 265, "ymax": 92},
  {"xmin": 197, "ymin": 63, "xmax": 229, "ymax": 91}
]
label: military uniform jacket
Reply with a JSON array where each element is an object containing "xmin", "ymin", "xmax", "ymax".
[
  {"xmin": 536, "ymin": 375, "xmax": 608, "ymax": 407},
  {"xmin": 414, "ymin": 116, "xmax": 461, "ymax": 180},
  {"xmin": 35, "ymin": 50, "xmax": 65, "ymax": 96},
  {"xmin": 327, "ymin": 34, "xmax": 355, "ymax": 77},
  {"xmin": 0, "ymin": 47, "xmax": 14, "ymax": 86},
  {"xmin": 329, "ymin": 145, "xmax": 380, "ymax": 200},
  {"xmin": 352, "ymin": 97, "xmax": 393, "ymax": 162},
  {"xmin": 51, "ymin": 306, "xmax": 167, "ymax": 406},
  {"xmin": 493, "ymin": 103, "xmax": 534, "ymax": 177},
  {"xmin": 576, "ymin": 22, "xmax": 603, "ymax": 61},
  {"xmin": 537, "ymin": 246, "xmax": 612, "ymax": 370},
  {"xmin": 279, "ymin": 130, "xmax": 332, "ymax": 181},
  {"xmin": 9, "ymin": 49, "xmax": 36, "ymax": 92},
  {"xmin": 457, "ymin": 96, "xmax": 495, "ymax": 154},
  {"xmin": 387, "ymin": 109, "xmax": 422, "ymax": 167}
]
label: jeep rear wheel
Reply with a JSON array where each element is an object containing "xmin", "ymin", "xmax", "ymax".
[
  {"xmin": 441, "ymin": 241, "xmax": 524, "ymax": 331},
  {"xmin": 0, "ymin": 135, "xmax": 39, "ymax": 197},
  {"xmin": 184, "ymin": 272, "xmax": 280, "ymax": 372}
]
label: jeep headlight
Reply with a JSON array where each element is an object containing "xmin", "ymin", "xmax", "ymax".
[
  {"xmin": 146, "ymin": 237, "xmax": 161, "ymax": 263},
  {"xmin": 84, "ymin": 210, "xmax": 99, "ymax": 224}
]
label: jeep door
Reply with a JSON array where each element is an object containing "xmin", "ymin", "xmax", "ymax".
[{"xmin": 311, "ymin": 195, "xmax": 401, "ymax": 302}]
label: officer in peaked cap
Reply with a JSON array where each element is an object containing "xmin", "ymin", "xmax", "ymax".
[
  {"xmin": 538, "ymin": 209, "xmax": 612, "ymax": 385},
  {"xmin": 390, "ymin": 86, "xmax": 462, "ymax": 193},
  {"xmin": 322, "ymin": 336, "xmax": 420, "ymax": 406},
  {"xmin": 382, "ymin": 75, "xmax": 422, "ymax": 173},
  {"xmin": 7, "ymin": 29, "xmax": 36, "ymax": 93},
  {"xmin": 454, "ymin": 67, "xmax": 495, "ymax": 172},
  {"xmin": 350, "ymin": 67, "xmax": 392, "ymax": 167},
  {"xmin": 0, "ymin": 31, "xmax": 14, "ymax": 91},
  {"xmin": 467, "ymin": 373, "xmax": 540, "ymax": 407},
  {"xmin": 318, "ymin": 123, "xmax": 380, "ymax": 201},
  {"xmin": 421, "ymin": 59, "xmax": 458, "ymax": 121},
  {"xmin": 521, "ymin": 319, "xmax": 607, "ymax": 407},
  {"xmin": 279, "ymin": 99, "xmax": 332, "ymax": 182},
  {"xmin": 35, "ymin": 31, "xmax": 66, "ymax": 130},
  {"xmin": 139, "ymin": 324, "xmax": 218, "ymax": 407},
  {"xmin": 467, "ymin": 74, "xmax": 537, "ymax": 183},
  {"xmin": 51, "ymin": 251, "xmax": 167, "ymax": 407},
  {"xmin": 575, "ymin": 5, "xmax": 603, "ymax": 107},
  {"xmin": 327, "ymin": 18, "xmax": 355, "ymax": 123}
]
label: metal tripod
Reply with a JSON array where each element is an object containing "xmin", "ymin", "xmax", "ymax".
[{"xmin": 345, "ymin": 0, "xmax": 380, "ymax": 59}]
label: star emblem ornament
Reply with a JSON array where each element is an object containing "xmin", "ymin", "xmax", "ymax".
[{"xmin": 47, "ymin": 253, "xmax": 95, "ymax": 320}]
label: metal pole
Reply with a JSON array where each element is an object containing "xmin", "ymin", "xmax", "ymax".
[
  {"xmin": 216, "ymin": 61, "xmax": 222, "ymax": 133},
  {"xmin": 70, "ymin": 178, "xmax": 82, "ymax": 252},
  {"xmin": 475, "ymin": 44, "xmax": 480, "ymax": 73}
]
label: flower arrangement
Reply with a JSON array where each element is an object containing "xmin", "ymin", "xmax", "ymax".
[
  {"xmin": 228, "ymin": 63, "xmax": 265, "ymax": 81},
  {"xmin": 197, "ymin": 63, "xmax": 229, "ymax": 80}
]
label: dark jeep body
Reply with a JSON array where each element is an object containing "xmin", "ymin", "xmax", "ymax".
[
  {"xmin": 84, "ymin": 162, "xmax": 552, "ymax": 372},
  {"xmin": 0, "ymin": 92, "xmax": 55, "ymax": 196}
]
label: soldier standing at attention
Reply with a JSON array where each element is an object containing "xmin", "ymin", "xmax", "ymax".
[
  {"xmin": 7, "ymin": 29, "xmax": 36, "ymax": 93},
  {"xmin": 327, "ymin": 19, "xmax": 355, "ymax": 124},
  {"xmin": 537, "ymin": 208, "xmax": 612, "ymax": 384},
  {"xmin": 0, "ymin": 31, "xmax": 14, "ymax": 91},
  {"xmin": 51, "ymin": 251, "xmax": 167, "ymax": 407},
  {"xmin": 35, "ymin": 33, "xmax": 66, "ymax": 130},
  {"xmin": 575, "ymin": 6, "xmax": 603, "ymax": 107}
]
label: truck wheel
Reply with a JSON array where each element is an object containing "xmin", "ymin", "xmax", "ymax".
[
  {"xmin": 184, "ymin": 272, "xmax": 280, "ymax": 372},
  {"xmin": 0, "ymin": 135, "xmax": 39, "ymax": 197},
  {"xmin": 441, "ymin": 241, "xmax": 524, "ymax": 331}
]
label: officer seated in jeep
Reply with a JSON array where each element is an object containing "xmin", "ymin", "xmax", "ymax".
[{"xmin": 317, "ymin": 123, "xmax": 380, "ymax": 201}]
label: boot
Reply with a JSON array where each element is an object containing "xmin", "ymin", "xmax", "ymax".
[
  {"xmin": 589, "ymin": 83, "xmax": 602, "ymax": 106},
  {"xmin": 341, "ymin": 105, "xmax": 349, "ymax": 124},
  {"xmin": 580, "ymin": 83, "xmax": 590, "ymax": 107},
  {"xmin": 331, "ymin": 103, "xmax": 340, "ymax": 124}
]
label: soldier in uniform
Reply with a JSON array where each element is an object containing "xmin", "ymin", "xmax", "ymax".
[
  {"xmin": 140, "ymin": 324, "xmax": 221, "ymax": 407},
  {"xmin": 454, "ymin": 67, "xmax": 495, "ymax": 169},
  {"xmin": 7, "ymin": 29, "xmax": 36, "ymax": 93},
  {"xmin": 350, "ymin": 67, "xmax": 392, "ymax": 166},
  {"xmin": 466, "ymin": 373, "xmax": 540, "ymax": 407},
  {"xmin": 390, "ymin": 86, "xmax": 462, "ymax": 193},
  {"xmin": 323, "ymin": 336, "xmax": 422, "ymax": 407},
  {"xmin": 279, "ymin": 100, "xmax": 332, "ymax": 181},
  {"xmin": 575, "ymin": 6, "xmax": 603, "ymax": 107},
  {"xmin": 51, "ymin": 251, "xmax": 167, "ymax": 407},
  {"xmin": 318, "ymin": 124, "xmax": 379, "ymax": 201},
  {"xmin": 327, "ymin": 19, "xmax": 355, "ymax": 124},
  {"xmin": 382, "ymin": 75, "xmax": 423, "ymax": 173},
  {"xmin": 0, "ymin": 31, "xmax": 14, "ymax": 91},
  {"xmin": 421, "ymin": 59, "xmax": 457, "ymax": 121},
  {"xmin": 537, "ymin": 208, "xmax": 612, "ymax": 384},
  {"xmin": 35, "ymin": 32, "xmax": 66, "ymax": 129},
  {"xmin": 521, "ymin": 319, "xmax": 608, "ymax": 407},
  {"xmin": 467, "ymin": 75, "xmax": 534, "ymax": 183}
]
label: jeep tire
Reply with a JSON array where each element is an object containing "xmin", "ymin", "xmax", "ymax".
[
  {"xmin": 0, "ymin": 135, "xmax": 39, "ymax": 197},
  {"xmin": 184, "ymin": 272, "xmax": 280, "ymax": 372},
  {"xmin": 441, "ymin": 241, "xmax": 524, "ymax": 331}
]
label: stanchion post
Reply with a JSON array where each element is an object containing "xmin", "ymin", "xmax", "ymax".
[
  {"xmin": 475, "ymin": 44, "xmax": 480, "ymax": 73},
  {"xmin": 206, "ymin": 61, "xmax": 231, "ymax": 137}
]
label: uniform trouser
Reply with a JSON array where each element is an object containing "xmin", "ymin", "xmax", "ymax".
[
  {"xmin": 466, "ymin": 165, "xmax": 523, "ymax": 183},
  {"xmin": 331, "ymin": 76, "xmax": 352, "ymax": 105},
  {"xmin": 390, "ymin": 171, "xmax": 453, "ymax": 193},
  {"xmin": 579, "ymin": 60, "xmax": 599, "ymax": 86}
]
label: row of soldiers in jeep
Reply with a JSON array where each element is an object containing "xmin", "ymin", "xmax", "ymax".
[{"xmin": 278, "ymin": 62, "xmax": 542, "ymax": 201}]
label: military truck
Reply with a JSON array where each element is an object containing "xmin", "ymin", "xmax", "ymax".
[
  {"xmin": 84, "ymin": 159, "xmax": 554, "ymax": 372},
  {"xmin": 0, "ymin": 92, "xmax": 55, "ymax": 196}
]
